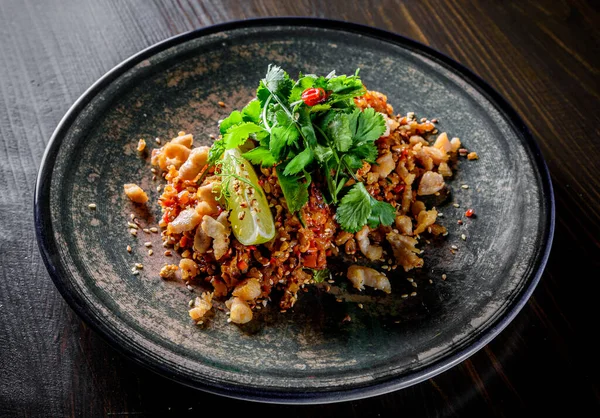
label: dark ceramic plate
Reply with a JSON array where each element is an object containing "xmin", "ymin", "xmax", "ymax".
[{"xmin": 35, "ymin": 18, "xmax": 554, "ymax": 404}]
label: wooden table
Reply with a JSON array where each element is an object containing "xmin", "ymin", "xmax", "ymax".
[{"xmin": 1, "ymin": 1, "xmax": 598, "ymax": 416}]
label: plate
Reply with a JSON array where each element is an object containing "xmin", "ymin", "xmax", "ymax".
[{"xmin": 34, "ymin": 18, "xmax": 554, "ymax": 404}]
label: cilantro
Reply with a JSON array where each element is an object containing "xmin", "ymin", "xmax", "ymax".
[
  {"xmin": 222, "ymin": 122, "xmax": 265, "ymax": 149},
  {"xmin": 367, "ymin": 197, "xmax": 396, "ymax": 228},
  {"xmin": 310, "ymin": 268, "xmax": 330, "ymax": 283},
  {"xmin": 326, "ymin": 113, "xmax": 352, "ymax": 152},
  {"xmin": 283, "ymin": 147, "xmax": 314, "ymax": 176},
  {"xmin": 336, "ymin": 182, "xmax": 372, "ymax": 233},
  {"xmin": 337, "ymin": 182, "xmax": 396, "ymax": 232},
  {"xmin": 208, "ymin": 65, "xmax": 392, "ymax": 233},
  {"xmin": 276, "ymin": 166, "xmax": 308, "ymax": 214},
  {"xmin": 242, "ymin": 99, "xmax": 261, "ymax": 123},
  {"xmin": 219, "ymin": 110, "xmax": 243, "ymax": 134},
  {"xmin": 352, "ymin": 107, "xmax": 386, "ymax": 144},
  {"xmin": 242, "ymin": 146, "xmax": 276, "ymax": 167}
]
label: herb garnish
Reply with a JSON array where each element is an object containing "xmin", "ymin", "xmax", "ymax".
[{"xmin": 208, "ymin": 65, "xmax": 396, "ymax": 232}]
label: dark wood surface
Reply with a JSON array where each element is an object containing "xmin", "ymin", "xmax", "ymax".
[{"xmin": 1, "ymin": 0, "xmax": 598, "ymax": 416}]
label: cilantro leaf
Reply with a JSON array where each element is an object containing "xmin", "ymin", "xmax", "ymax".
[
  {"xmin": 310, "ymin": 268, "xmax": 330, "ymax": 283},
  {"xmin": 276, "ymin": 166, "xmax": 308, "ymax": 213},
  {"xmin": 242, "ymin": 146, "xmax": 277, "ymax": 167},
  {"xmin": 327, "ymin": 74, "xmax": 364, "ymax": 95},
  {"xmin": 289, "ymin": 75, "xmax": 315, "ymax": 103},
  {"xmin": 269, "ymin": 126, "xmax": 289, "ymax": 160},
  {"xmin": 283, "ymin": 147, "xmax": 314, "ymax": 176},
  {"xmin": 222, "ymin": 122, "xmax": 266, "ymax": 149},
  {"xmin": 297, "ymin": 107, "xmax": 317, "ymax": 147},
  {"xmin": 242, "ymin": 100, "xmax": 261, "ymax": 123},
  {"xmin": 219, "ymin": 111, "xmax": 243, "ymax": 134},
  {"xmin": 262, "ymin": 64, "xmax": 292, "ymax": 102},
  {"xmin": 343, "ymin": 153, "xmax": 364, "ymax": 170},
  {"xmin": 336, "ymin": 182, "xmax": 372, "ymax": 232},
  {"xmin": 367, "ymin": 197, "xmax": 396, "ymax": 228},
  {"xmin": 350, "ymin": 142, "xmax": 379, "ymax": 163},
  {"xmin": 326, "ymin": 112, "xmax": 352, "ymax": 152},
  {"xmin": 352, "ymin": 107, "xmax": 386, "ymax": 144},
  {"xmin": 314, "ymin": 143, "xmax": 334, "ymax": 164},
  {"xmin": 208, "ymin": 139, "xmax": 226, "ymax": 165}
]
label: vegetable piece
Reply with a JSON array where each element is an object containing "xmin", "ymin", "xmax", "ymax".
[
  {"xmin": 336, "ymin": 183, "xmax": 372, "ymax": 233},
  {"xmin": 301, "ymin": 87, "xmax": 328, "ymax": 106},
  {"xmin": 221, "ymin": 149, "xmax": 275, "ymax": 245}
]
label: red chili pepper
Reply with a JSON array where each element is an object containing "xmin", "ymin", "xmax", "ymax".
[
  {"xmin": 303, "ymin": 253, "xmax": 317, "ymax": 268},
  {"xmin": 393, "ymin": 184, "xmax": 405, "ymax": 194},
  {"xmin": 179, "ymin": 235, "xmax": 189, "ymax": 247},
  {"xmin": 237, "ymin": 260, "xmax": 248, "ymax": 271},
  {"xmin": 301, "ymin": 87, "xmax": 328, "ymax": 106},
  {"xmin": 270, "ymin": 257, "xmax": 277, "ymax": 265},
  {"xmin": 247, "ymin": 245, "xmax": 257, "ymax": 251},
  {"xmin": 465, "ymin": 208, "xmax": 475, "ymax": 218},
  {"xmin": 162, "ymin": 212, "xmax": 170, "ymax": 223}
]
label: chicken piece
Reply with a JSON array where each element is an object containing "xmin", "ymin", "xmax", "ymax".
[
  {"xmin": 196, "ymin": 182, "xmax": 220, "ymax": 212},
  {"xmin": 335, "ymin": 231, "xmax": 354, "ymax": 246},
  {"xmin": 232, "ymin": 278, "xmax": 262, "ymax": 301},
  {"xmin": 225, "ymin": 297, "xmax": 253, "ymax": 324},
  {"xmin": 386, "ymin": 231, "xmax": 424, "ymax": 272},
  {"xmin": 433, "ymin": 132, "xmax": 452, "ymax": 153},
  {"xmin": 167, "ymin": 208, "xmax": 202, "ymax": 234},
  {"xmin": 355, "ymin": 225, "xmax": 383, "ymax": 261},
  {"xmin": 193, "ymin": 225, "xmax": 211, "ymax": 253},
  {"xmin": 123, "ymin": 183, "xmax": 148, "ymax": 204},
  {"xmin": 414, "ymin": 209, "xmax": 438, "ymax": 235},
  {"xmin": 395, "ymin": 215, "xmax": 413, "ymax": 236},
  {"xmin": 171, "ymin": 133, "xmax": 193, "ymax": 148},
  {"xmin": 438, "ymin": 162, "xmax": 453, "ymax": 177},
  {"xmin": 152, "ymin": 142, "xmax": 191, "ymax": 170},
  {"xmin": 372, "ymin": 152, "xmax": 395, "ymax": 179},
  {"xmin": 188, "ymin": 292, "xmax": 213, "ymax": 322},
  {"xmin": 450, "ymin": 137, "xmax": 461, "ymax": 152},
  {"xmin": 159, "ymin": 264, "xmax": 179, "ymax": 280},
  {"xmin": 179, "ymin": 146, "xmax": 210, "ymax": 180},
  {"xmin": 201, "ymin": 213, "xmax": 230, "ymax": 260},
  {"xmin": 417, "ymin": 171, "xmax": 445, "ymax": 196},
  {"xmin": 179, "ymin": 258, "xmax": 199, "ymax": 281},
  {"xmin": 347, "ymin": 265, "xmax": 391, "ymax": 294}
]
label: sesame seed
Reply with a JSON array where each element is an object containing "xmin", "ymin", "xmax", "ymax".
[
  {"xmin": 461, "ymin": 184, "xmax": 469, "ymax": 189},
  {"xmin": 209, "ymin": 134, "xmax": 216, "ymax": 139},
  {"xmin": 453, "ymin": 203, "xmax": 460, "ymax": 208},
  {"xmin": 186, "ymin": 285, "xmax": 193, "ymax": 291},
  {"xmin": 129, "ymin": 229, "xmax": 138, "ymax": 236},
  {"xmin": 412, "ymin": 282, "xmax": 418, "ymax": 288},
  {"xmin": 128, "ymin": 222, "xmax": 138, "ymax": 229},
  {"xmin": 336, "ymin": 298, "xmax": 343, "ymax": 303},
  {"xmin": 407, "ymin": 277, "xmax": 414, "ymax": 282},
  {"xmin": 451, "ymin": 245, "xmax": 458, "ymax": 250},
  {"xmin": 429, "ymin": 279, "xmax": 433, "ymax": 284},
  {"xmin": 150, "ymin": 227, "xmax": 158, "ymax": 233},
  {"xmin": 358, "ymin": 303, "xmax": 364, "ymax": 309},
  {"xmin": 442, "ymin": 274, "xmax": 447, "ymax": 280},
  {"xmin": 164, "ymin": 250, "xmax": 172, "ymax": 256},
  {"xmin": 461, "ymin": 234, "xmax": 467, "ymax": 241},
  {"xmin": 88, "ymin": 203, "xmax": 96, "ymax": 209},
  {"xmin": 144, "ymin": 242, "xmax": 152, "ymax": 247},
  {"xmin": 155, "ymin": 138, "xmax": 161, "ymax": 144},
  {"xmin": 151, "ymin": 168, "xmax": 157, "ymax": 174},
  {"xmin": 458, "ymin": 219, "xmax": 464, "ymax": 225},
  {"xmin": 143, "ymin": 228, "xmax": 150, "ymax": 233},
  {"xmin": 410, "ymin": 292, "xmax": 417, "ymax": 297},
  {"xmin": 135, "ymin": 263, "xmax": 143, "ymax": 269},
  {"xmin": 126, "ymin": 245, "xmax": 132, "ymax": 253},
  {"xmin": 218, "ymin": 101, "xmax": 226, "ymax": 107},
  {"xmin": 132, "ymin": 271, "xmax": 139, "ymax": 276},
  {"xmin": 401, "ymin": 294, "xmax": 409, "ymax": 299},
  {"xmin": 226, "ymin": 318, "xmax": 232, "ymax": 323},
  {"xmin": 438, "ymin": 213, "xmax": 443, "ymax": 217},
  {"xmin": 431, "ymin": 118, "xmax": 438, "ymax": 123},
  {"xmin": 328, "ymin": 279, "xmax": 335, "ymax": 283},
  {"xmin": 148, "ymin": 249, "xmax": 153, "ymax": 256}
]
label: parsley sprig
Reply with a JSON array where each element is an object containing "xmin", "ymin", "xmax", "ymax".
[{"xmin": 208, "ymin": 65, "xmax": 396, "ymax": 232}]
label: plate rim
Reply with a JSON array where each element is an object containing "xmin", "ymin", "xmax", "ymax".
[{"xmin": 34, "ymin": 16, "xmax": 555, "ymax": 404}]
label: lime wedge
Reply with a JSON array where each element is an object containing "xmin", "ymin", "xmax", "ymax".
[{"xmin": 222, "ymin": 148, "xmax": 276, "ymax": 245}]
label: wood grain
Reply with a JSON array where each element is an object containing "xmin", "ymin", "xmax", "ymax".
[{"xmin": 0, "ymin": 0, "xmax": 598, "ymax": 416}]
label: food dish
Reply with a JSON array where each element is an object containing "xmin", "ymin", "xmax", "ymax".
[
  {"xmin": 138, "ymin": 65, "xmax": 476, "ymax": 325},
  {"xmin": 34, "ymin": 18, "xmax": 554, "ymax": 403}
]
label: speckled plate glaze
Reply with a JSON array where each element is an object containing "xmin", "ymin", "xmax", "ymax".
[{"xmin": 35, "ymin": 18, "xmax": 554, "ymax": 403}]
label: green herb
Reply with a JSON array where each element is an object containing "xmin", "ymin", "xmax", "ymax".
[
  {"xmin": 208, "ymin": 65, "xmax": 396, "ymax": 232},
  {"xmin": 311, "ymin": 268, "xmax": 330, "ymax": 283}
]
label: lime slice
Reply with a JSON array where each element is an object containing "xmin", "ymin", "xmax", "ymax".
[{"xmin": 222, "ymin": 148, "xmax": 276, "ymax": 245}]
